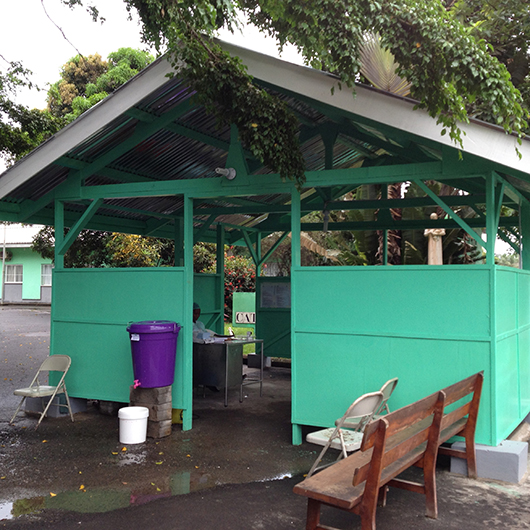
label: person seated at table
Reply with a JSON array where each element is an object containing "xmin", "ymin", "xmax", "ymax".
[{"xmin": 193, "ymin": 303, "xmax": 233, "ymax": 340}]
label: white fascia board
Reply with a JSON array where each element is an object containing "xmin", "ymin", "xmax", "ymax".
[
  {"xmin": 6, "ymin": 243, "xmax": 32, "ymax": 248},
  {"xmin": 223, "ymin": 41, "xmax": 530, "ymax": 177},
  {"xmin": 0, "ymin": 56, "xmax": 175, "ymax": 200}
]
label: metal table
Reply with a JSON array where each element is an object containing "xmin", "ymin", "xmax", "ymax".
[
  {"xmin": 228, "ymin": 338, "xmax": 264, "ymax": 407},
  {"xmin": 193, "ymin": 338, "xmax": 264, "ymax": 407}
]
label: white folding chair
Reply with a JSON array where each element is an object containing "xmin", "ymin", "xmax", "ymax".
[
  {"xmin": 306, "ymin": 391, "xmax": 384, "ymax": 477},
  {"xmin": 336, "ymin": 377, "xmax": 399, "ymax": 430},
  {"xmin": 10, "ymin": 355, "xmax": 74, "ymax": 429},
  {"xmin": 376, "ymin": 377, "xmax": 398, "ymax": 416}
]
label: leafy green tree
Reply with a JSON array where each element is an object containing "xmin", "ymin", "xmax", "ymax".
[
  {"xmin": 46, "ymin": 48, "xmax": 154, "ymax": 121},
  {"xmin": 31, "ymin": 226, "xmax": 113, "ymax": 268},
  {"xmin": 0, "ymin": 56, "xmax": 62, "ymax": 164},
  {"xmin": 193, "ymin": 242, "xmax": 217, "ymax": 273},
  {"xmin": 496, "ymin": 252, "xmax": 519, "ymax": 268},
  {"xmin": 47, "ymin": 53, "xmax": 107, "ymax": 118},
  {"xmin": 447, "ymin": 0, "xmax": 530, "ymax": 130}
]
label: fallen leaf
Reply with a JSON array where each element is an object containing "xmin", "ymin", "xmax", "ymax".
[
  {"xmin": 155, "ymin": 461, "xmax": 163, "ymax": 465},
  {"xmin": 186, "ymin": 454, "xmax": 191, "ymax": 458},
  {"xmin": 195, "ymin": 466, "xmax": 199, "ymax": 469},
  {"xmin": 79, "ymin": 471, "xmax": 82, "ymax": 474},
  {"xmin": 79, "ymin": 485, "xmax": 85, "ymax": 490},
  {"xmin": 121, "ymin": 447, "xmax": 127, "ymax": 452},
  {"xmin": 50, "ymin": 492, "xmax": 57, "ymax": 497},
  {"xmin": 122, "ymin": 482, "xmax": 128, "ymax": 485},
  {"xmin": 156, "ymin": 487, "xmax": 161, "ymax": 492},
  {"xmin": 0, "ymin": 476, "xmax": 5, "ymax": 479},
  {"xmin": 42, "ymin": 440, "xmax": 48, "ymax": 443},
  {"xmin": 159, "ymin": 452, "xmax": 164, "ymax": 455},
  {"xmin": 151, "ymin": 482, "xmax": 155, "ymax": 486},
  {"xmin": 112, "ymin": 452, "xmax": 118, "ymax": 455}
]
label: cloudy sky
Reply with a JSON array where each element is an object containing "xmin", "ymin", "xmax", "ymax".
[{"xmin": 0, "ymin": 0, "xmax": 300, "ymax": 109}]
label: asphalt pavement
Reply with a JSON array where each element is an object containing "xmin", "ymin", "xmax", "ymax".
[{"xmin": 2, "ymin": 305, "xmax": 530, "ymax": 529}]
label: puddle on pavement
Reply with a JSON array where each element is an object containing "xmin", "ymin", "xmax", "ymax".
[{"xmin": 0, "ymin": 471, "xmax": 194, "ymax": 521}]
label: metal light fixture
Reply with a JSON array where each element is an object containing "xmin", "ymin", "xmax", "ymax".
[{"xmin": 215, "ymin": 167, "xmax": 237, "ymax": 180}]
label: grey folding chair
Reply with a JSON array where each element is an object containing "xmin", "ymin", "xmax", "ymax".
[
  {"xmin": 306, "ymin": 391, "xmax": 384, "ymax": 477},
  {"xmin": 10, "ymin": 355, "xmax": 74, "ymax": 429}
]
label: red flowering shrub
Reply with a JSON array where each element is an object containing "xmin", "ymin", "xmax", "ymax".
[{"xmin": 204, "ymin": 253, "xmax": 256, "ymax": 320}]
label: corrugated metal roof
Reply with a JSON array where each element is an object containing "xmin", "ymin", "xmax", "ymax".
[{"xmin": 0, "ymin": 41, "xmax": 528, "ymax": 240}]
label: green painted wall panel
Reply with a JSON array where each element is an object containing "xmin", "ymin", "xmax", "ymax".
[
  {"xmin": 294, "ymin": 266, "xmax": 491, "ymax": 339},
  {"xmin": 494, "ymin": 268, "xmax": 530, "ymax": 442},
  {"xmin": 53, "ymin": 321, "xmax": 133, "ymax": 402},
  {"xmin": 519, "ymin": 328, "xmax": 530, "ymax": 413},
  {"xmin": 517, "ymin": 270, "xmax": 530, "ymax": 326},
  {"xmin": 495, "ymin": 335, "xmax": 520, "ymax": 436},
  {"xmin": 256, "ymin": 277, "xmax": 291, "ymax": 358},
  {"xmin": 52, "ymin": 268, "xmax": 188, "ymax": 409},
  {"xmin": 194, "ymin": 273, "xmax": 222, "ymax": 333},
  {"xmin": 292, "ymin": 266, "xmax": 494, "ymax": 445},
  {"xmin": 292, "ymin": 331, "xmax": 491, "ymax": 443},
  {"xmin": 496, "ymin": 269, "xmax": 518, "ymax": 335},
  {"xmin": 257, "ymin": 309, "xmax": 290, "ymax": 358}
]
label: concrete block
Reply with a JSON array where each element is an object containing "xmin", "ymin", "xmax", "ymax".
[
  {"xmin": 147, "ymin": 419, "xmax": 172, "ymax": 439},
  {"xmin": 130, "ymin": 401, "xmax": 172, "ymax": 422},
  {"xmin": 129, "ymin": 385, "xmax": 172, "ymax": 404},
  {"xmin": 451, "ymin": 440, "xmax": 528, "ymax": 483}
]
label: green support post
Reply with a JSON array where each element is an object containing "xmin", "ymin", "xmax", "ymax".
[
  {"xmin": 174, "ymin": 217, "xmax": 183, "ymax": 267},
  {"xmin": 54, "ymin": 200, "xmax": 65, "ymax": 270},
  {"xmin": 291, "ymin": 189, "xmax": 302, "ymax": 445},
  {"xmin": 216, "ymin": 224, "xmax": 225, "ymax": 335},
  {"xmin": 182, "ymin": 194, "xmax": 194, "ymax": 431},
  {"xmin": 485, "ymin": 173, "xmax": 496, "ymax": 265},
  {"xmin": 521, "ymin": 202, "xmax": 530, "ymax": 270}
]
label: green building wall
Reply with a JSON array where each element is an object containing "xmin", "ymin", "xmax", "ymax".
[{"xmin": 0, "ymin": 247, "xmax": 52, "ymax": 302}]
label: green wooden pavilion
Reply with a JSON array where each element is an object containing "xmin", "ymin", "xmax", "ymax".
[{"xmin": 1, "ymin": 42, "xmax": 529, "ymax": 447}]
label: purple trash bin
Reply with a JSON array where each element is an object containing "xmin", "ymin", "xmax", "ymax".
[{"xmin": 126, "ymin": 320, "xmax": 181, "ymax": 388}]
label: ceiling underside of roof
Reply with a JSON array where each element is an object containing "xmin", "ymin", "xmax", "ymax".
[{"xmin": 0, "ymin": 53, "xmax": 527, "ymax": 243}]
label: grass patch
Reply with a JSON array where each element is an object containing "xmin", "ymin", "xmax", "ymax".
[{"xmin": 224, "ymin": 324, "xmax": 255, "ymax": 354}]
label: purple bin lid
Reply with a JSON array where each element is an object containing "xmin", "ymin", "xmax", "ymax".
[{"xmin": 127, "ymin": 320, "xmax": 181, "ymax": 334}]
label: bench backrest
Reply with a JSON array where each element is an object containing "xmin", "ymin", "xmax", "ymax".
[
  {"xmin": 439, "ymin": 371, "xmax": 483, "ymax": 434},
  {"xmin": 353, "ymin": 390, "xmax": 446, "ymax": 487}
]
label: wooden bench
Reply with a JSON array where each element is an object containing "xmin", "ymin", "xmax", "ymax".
[
  {"xmin": 294, "ymin": 390, "xmax": 446, "ymax": 530},
  {"xmin": 293, "ymin": 371, "xmax": 484, "ymax": 530},
  {"xmin": 437, "ymin": 371, "xmax": 484, "ymax": 478}
]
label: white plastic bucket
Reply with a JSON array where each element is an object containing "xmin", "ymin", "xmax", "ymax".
[{"xmin": 118, "ymin": 406, "xmax": 149, "ymax": 444}]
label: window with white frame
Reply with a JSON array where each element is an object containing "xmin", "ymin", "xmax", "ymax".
[
  {"xmin": 41, "ymin": 264, "xmax": 53, "ymax": 286},
  {"xmin": 5, "ymin": 264, "xmax": 23, "ymax": 283}
]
